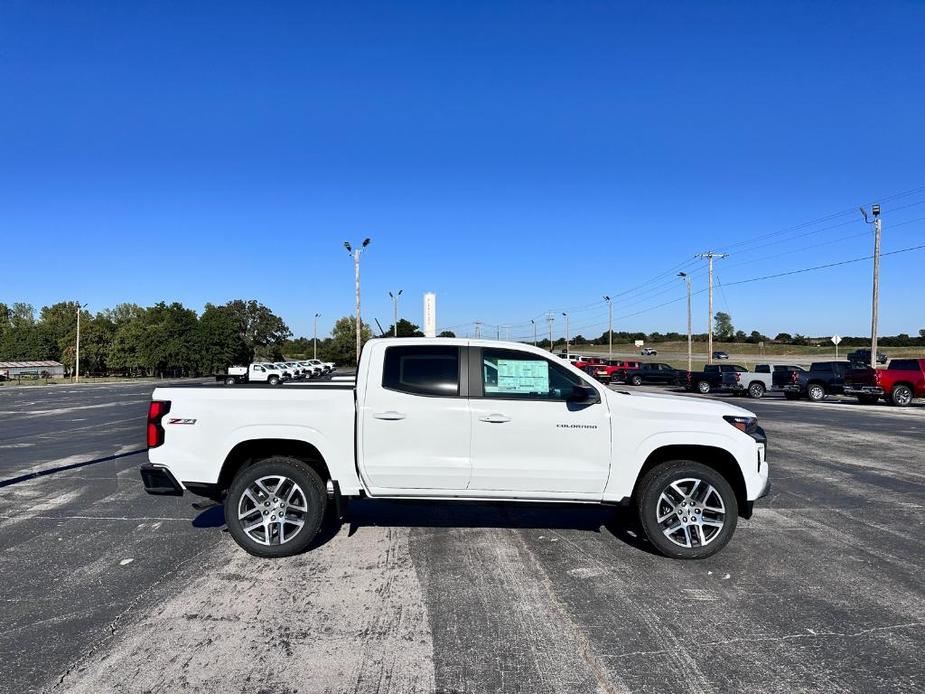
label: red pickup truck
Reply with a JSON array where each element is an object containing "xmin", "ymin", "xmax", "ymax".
[
  {"xmin": 844, "ymin": 358, "xmax": 925, "ymax": 406},
  {"xmin": 584, "ymin": 359, "xmax": 642, "ymax": 384}
]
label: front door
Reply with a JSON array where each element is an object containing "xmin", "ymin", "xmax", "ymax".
[
  {"xmin": 468, "ymin": 347, "xmax": 611, "ymax": 496},
  {"xmin": 360, "ymin": 344, "xmax": 471, "ymax": 491}
]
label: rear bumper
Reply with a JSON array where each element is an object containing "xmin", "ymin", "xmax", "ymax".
[
  {"xmin": 140, "ymin": 463, "xmax": 183, "ymax": 496},
  {"xmin": 782, "ymin": 385, "xmax": 801, "ymax": 393},
  {"xmin": 844, "ymin": 385, "xmax": 883, "ymax": 396}
]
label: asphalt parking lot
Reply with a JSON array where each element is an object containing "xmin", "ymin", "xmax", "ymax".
[{"xmin": 1, "ymin": 381, "xmax": 923, "ymax": 693}]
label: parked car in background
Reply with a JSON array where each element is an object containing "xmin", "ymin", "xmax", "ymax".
[
  {"xmin": 573, "ymin": 357, "xmax": 605, "ymax": 370},
  {"xmin": 721, "ymin": 369, "xmax": 773, "ymax": 399},
  {"xmin": 782, "ymin": 361, "xmax": 851, "ymax": 401},
  {"xmin": 585, "ymin": 359, "xmax": 642, "ymax": 384},
  {"xmin": 273, "ymin": 362, "xmax": 298, "ymax": 380},
  {"xmin": 640, "ymin": 347, "xmax": 657, "ymax": 356},
  {"xmin": 771, "ymin": 365, "xmax": 807, "ymax": 392},
  {"xmin": 683, "ymin": 364, "xmax": 748, "ymax": 394},
  {"xmin": 712, "ymin": 351, "xmax": 730, "ymax": 360},
  {"xmin": 218, "ymin": 363, "xmax": 285, "ymax": 386},
  {"xmin": 624, "ymin": 362, "xmax": 681, "ymax": 386},
  {"xmin": 308, "ymin": 358, "xmax": 335, "ymax": 374},
  {"xmin": 847, "ymin": 349, "xmax": 888, "ymax": 367},
  {"xmin": 845, "ymin": 358, "xmax": 925, "ymax": 406}
]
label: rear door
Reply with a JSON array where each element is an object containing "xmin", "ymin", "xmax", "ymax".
[
  {"xmin": 467, "ymin": 347, "xmax": 611, "ymax": 496},
  {"xmin": 359, "ymin": 344, "xmax": 471, "ymax": 491}
]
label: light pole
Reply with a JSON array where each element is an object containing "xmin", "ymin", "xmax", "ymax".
[
  {"xmin": 388, "ymin": 290, "xmax": 403, "ymax": 336},
  {"xmin": 562, "ymin": 312, "xmax": 570, "ymax": 358},
  {"xmin": 860, "ymin": 204, "xmax": 882, "ymax": 368},
  {"xmin": 344, "ymin": 238, "xmax": 371, "ymax": 364},
  {"xmin": 74, "ymin": 302, "xmax": 87, "ymax": 382},
  {"xmin": 546, "ymin": 312, "xmax": 555, "ymax": 352},
  {"xmin": 678, "ymin": 272, "xmax": 692, "ymax": 373},
  {"xmin": 313, "ymin": 313, "xmax": 321, "ymax": 360},
  {"xmin": 531, "ymin": 319, "xmax": 537, "ymax": 346},
  {"xmin": 603, "ymin": 295, "xmax": 612, "ymax": 360}
]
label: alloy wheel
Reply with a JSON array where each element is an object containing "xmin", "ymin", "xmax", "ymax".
[
  {"xmin": 237, "ymin": 475, "xmax": 308, "ymax": 546},
  {"xmin": 655, "ymin": 478, "xmax": 726, "ymax": 548}
]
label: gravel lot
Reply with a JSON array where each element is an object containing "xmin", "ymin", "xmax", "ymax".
[{"xmin": 1, "ymin": 381, "xmax": 923, "ymax": 693}]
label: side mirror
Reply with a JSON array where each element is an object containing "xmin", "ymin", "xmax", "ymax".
[{"xmin": 568, "ymin": 384, "xmax": 600, "ymax": 405}]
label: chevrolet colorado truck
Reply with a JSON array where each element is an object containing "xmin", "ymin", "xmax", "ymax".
[
  {"xmin": 682, "ymin": 364, "xmax": 748, "ymax": 394},
  {"xmin": 141, "ymin": 338, "xmax": 769, "ymax": 560}
]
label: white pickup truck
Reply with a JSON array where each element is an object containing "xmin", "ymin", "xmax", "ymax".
[
  {"xmin": 142, "ymin": 338, "xmax": 769, "ymax": 559},
  {"xmin": 217, "ymin": 362, "xmax": 286, "ymax": 386}
]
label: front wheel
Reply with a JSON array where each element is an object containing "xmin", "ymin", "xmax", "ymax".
[
  {"xmin": 697, "ymin": 380, "xmax": 711, "ymax": 394},
  {"xmin": 631, "ymin": 375, "xmax": 643, "ymax": 386},
  {"xmin": 636, "ymin": 460, "xmax": 738, "ymax": 559},
  {"xmin": 807, "ymin": 383, "xmax": 826, "ymax": 402},
  {"xmin": 268, "ymin": 375, "xmax": 280, "ymax": 386},
  {"xmin": 747, "ymin": 382, "xmax": 765, "ymax": 399},
  {"xmin": 225, "ymin": 456, "xmax": 327, "ymax": 558},
  {"xmin": 225, "ymin": 376, "xmax": 236, "ymax": 385},
  {"xmin": 891, "ymin": 384, "xmax": 913, "ymax": 407}
]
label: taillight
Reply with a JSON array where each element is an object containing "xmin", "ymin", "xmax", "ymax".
[
  {"xmin": 734, "ymin": 372, "xmax": 741, "ymax": 382},
  {"xmin": 790, "ymin": 371, "xmax": 799, "ymax": 383},
  {"xmin": 147, "ymin": 400, "xmax": 171, "ymax": 448}
]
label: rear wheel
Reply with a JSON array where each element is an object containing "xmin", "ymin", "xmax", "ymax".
[
  {"xmin": 636, "ymin": 461, "xmax": 738, "ymax": 559},
  {"xmin": 225, "ymin": 456, "xmax": 327, "ymax": 558},
  {"xmin": 891, "ymin": 384, "xmax": 913, "ymax": 407},
  {"xmin": 857, "ymin": 394, "xmax": 879, "ymax": 405},
  {"xmin": 268, "ymin": 375, "xmax": 280, "ymax": 386},
  {"xmin": 807, "ymin": 383, "xmax": 826, "ymax": 402},
  {"xmin": 697, "ymin": 380, "xmax": 711, "ymax": 394},
  {"xmin": 225, "ymin": 376, "xmax": 236, "ymax": 385},
  {"xmin": 631, "ymin": 375, "xmax": 643, "ymax": 386},
  {"xmin": 747, "ymin": 382, "xmax": 765, "ymax": 399}
]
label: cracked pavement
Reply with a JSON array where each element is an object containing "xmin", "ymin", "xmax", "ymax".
[{"xmin": 1, "ymin": 381, "xmax": 923, "ymax": 693}]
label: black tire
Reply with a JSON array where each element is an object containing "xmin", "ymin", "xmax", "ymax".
[
  {"xmin": 857, "ymin": 394, "xmax": 879, "ymax": 405},
  {"xmin": 696, "ymin": 380, "xmax": 711, "ymax": 394},
  {"xmin": 225, "ymin": 456, "xmax": 327, "ymax": 558},
  {"xmin": 636, "ymin": 460, "xmax": 738, "ymax": 560},
  {"xmin": 225, "ymin": 376, "xmax": 236, "ymax": 385},
  {"xmin": 268, "ymin": 375, "xmax": 280, "ymax": 386},
  {"xmin": 807, "ymin": 383, "xmax": 826, "ymax": 402},
  {"xmin": 747, "ymin": 382, "xmax": 765, "ymax": 399},
  {"xmin": 631, "ymin": 375, "xmax": 643, "ymax": 386},
  {"xmin": 890, "ymin": 384, "xmax": 913, "ymax": 407},
  {"xmin": 784, "ymin": 391, "xmax": 801, "ymax": 400}
]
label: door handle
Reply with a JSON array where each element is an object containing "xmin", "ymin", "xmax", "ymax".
[
  {"xmin": 479, "ymin": 413, "xmax": 511, "ymax": 423},
  {"xmin": 373, "ymin": 411, "xmax": 406, "ymax": 420}
]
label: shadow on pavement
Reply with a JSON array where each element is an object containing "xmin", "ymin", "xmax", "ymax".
[{"xmin": 0, "ymin": 448, "xmax": 147, "ymax": 488}]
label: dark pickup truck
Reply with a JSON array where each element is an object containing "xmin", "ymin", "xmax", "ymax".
[
  {"xmin": 624, "ymin": 362, "xmax": 682, "ymax": 386},
  {"xmin": 781, "ymin": 361, "xmax": 851, "ymax": 401},
  {"xmin": 682, "ymin": 364, "xmax": 748, "ymax": 394},
  {"xmin": 845, "ymin": 358, "xmax": 925, "ymax": 406}
]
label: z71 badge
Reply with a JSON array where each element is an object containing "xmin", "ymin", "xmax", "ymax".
[{"xmin": 167, "ymin": 418, "xmax": 197, "ymax": 425}]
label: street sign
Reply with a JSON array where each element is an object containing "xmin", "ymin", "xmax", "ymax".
[
  {"xmin": 634, "ymin": 339, "xmax": 644, "ymax": 347},
  {"xmin": 831, "ymin": 335, "xmax": 842, "ymax": 345}
]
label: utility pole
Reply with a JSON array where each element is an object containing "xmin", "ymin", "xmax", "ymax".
[
  {"xmin": 74, "ymin": 302, "xmax": 86, "ymax": 382},
  {"xmin": 388, "ymin": 289, "xmax": 402, "ymax": 336},
  {"xmin": 860, "ymin": 204, "xmax": 882, "ymax": 368},
  {"xmin": 546, "ymin": 312, "xmax": 555, "ymax": 352},
  {"xmin": 603, "ymin": 296, "xmax": 612, "ymax": 360},
  {"xmin": 344, "ymin": 238, "xmax": 371, "ymax": 364},
  {"xmin": 562, "ymin": 312, "xmax": 570, "ymax": 358},
  {"xmin": 474, "ymin": 321, "xmax": 481, "ymax": 339},
  {"xmin": 697, "ymin": 252, "xmax": 728, "ymax": 364},
  {"xmin": 678, "ymin": 273, "xmax": 692, "ymax": 373},
  {"xmin": 496, "ymin": 324, "xmax": 501, "ymax": 340},
  {"xmin": 313, "ymin": 313, "xmax": 320, "ymax": 360},
  {"xmin": 531, "ymin": 319, "xmax": 537, "ymax": 346}
]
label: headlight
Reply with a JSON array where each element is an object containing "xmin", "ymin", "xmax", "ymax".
[{"xmin": 723, "ymin": 415, "xmax": 758, "ymax": 435}]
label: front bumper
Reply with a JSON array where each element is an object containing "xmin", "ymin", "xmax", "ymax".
[
  {"xmin": 844, "ymin": 385, "xmax": 884, "ymax": 396},
  {"xmin": 140, "ymin": 463, "xmax": 183, "ymax": 496}
]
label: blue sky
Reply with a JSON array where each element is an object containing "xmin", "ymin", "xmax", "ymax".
[{"xmin": 2, "ymin": 1, "xmax": 924, "ymax": 340}]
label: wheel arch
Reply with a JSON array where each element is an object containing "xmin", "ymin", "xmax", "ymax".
[
  {"xmin": 632, "ymin": 444, "xmax": 750, "ymax": 518},
  {"xmin": 218, "ymin": 438, "xmax": 332, "ymax": 494}
]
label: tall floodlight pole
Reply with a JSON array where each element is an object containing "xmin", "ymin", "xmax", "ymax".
[
  {"xmin": 860, "ymin": 204, "xmax": 882, "ymax": 368},
  {"xmin": 344, "ymin": 238, "xmax": 371, "ymax": 364},
  {"xmin": 531, "ymin": 319, "xmax": 537, "ymax": 346},
  {"xmin": 389, "ymin": 289, "xmax": 403, "ymax": 336},
  {"xmin": 474, "ymin": 321, "xmax": 481, "ymax": 339},
  {"xmin": 74, "ymin": 302, "xmax": 87, "ymax": 382},
  {"xmin": 678, "ymin": 273, "xmax": 692, "ymax": 373},
  {"xmin": 313, "ymin": 313, "xmax": 321, "ymax": 359},
  {"xmin": 546, "ymin": 312, "xmax": 555, "ymax": 352},
  {"xmin": 603, "ymin": 296, "xmax": 612, "ymax": 360},
  {"xmin": 562, "ymin": 312, "xmax": 570, "ymax": 358},
  {"xmin": 697, "ymin": 252, "xmax": 728, "ymax": 364}
]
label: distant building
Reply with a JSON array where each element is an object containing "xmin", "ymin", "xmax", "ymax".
[
  {"xmin": 423, "ymin": 292, "xmax": 436, "ymax": 338},
  {"xmin": 0, "ymin": 361, "xmax": 66, "ymax": 379}
]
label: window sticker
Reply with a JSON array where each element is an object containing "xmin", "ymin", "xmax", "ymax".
[{"xmin": 486, "ymin": 359, "xmax": 550, "ymax": 394}]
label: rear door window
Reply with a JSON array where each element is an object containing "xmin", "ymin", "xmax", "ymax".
[{"xmin": 382, "ymin": 346, "xmax": 460, "ymax": 397}]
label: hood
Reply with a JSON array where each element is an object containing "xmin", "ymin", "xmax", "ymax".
[{"xmin": 605, "ymin": 388, "xmax": 756, "ymax": 419}]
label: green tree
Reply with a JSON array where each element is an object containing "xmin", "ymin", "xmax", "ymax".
[
  {"xmin": 774, "ymin": 332, "xmax": 792, "ymax": 343},
  {"xmin": 224, "ymin": 299, "xmax": 291, "ymax": 359},
  {"xmin": 385, "ymin": 318, "xmax": 424, "ymax": 337},
  {"xmin": 108, "ymin": 311, "xmax": 149, "ymax": 375},
  {"xmin": 437, "ymin": 330, "xmax": 456, "ymax": 338},
  {"xmin": 195, "ymin": 303, "xmax": 250, "ymax": 374},
  {"xmin": 714, "ymin": 312, "xmax": 734, "ymax": 340},
  {"xmin": 326, "ymin": 316, "xmax": 372, "ymax": 364}
]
